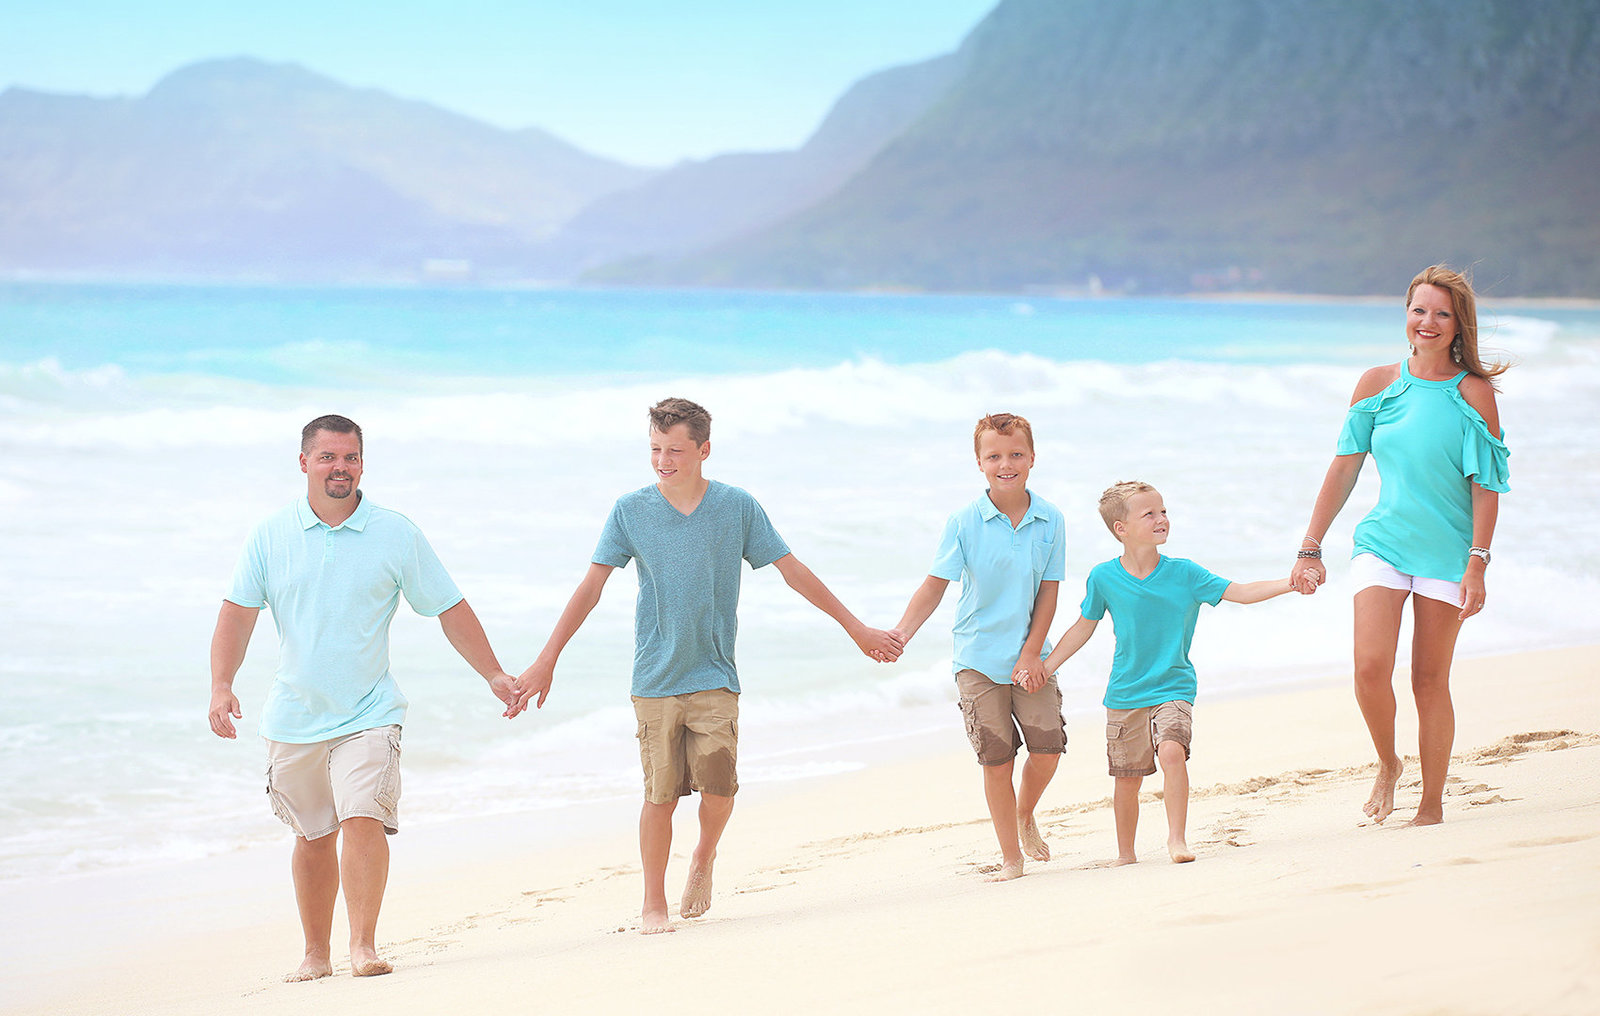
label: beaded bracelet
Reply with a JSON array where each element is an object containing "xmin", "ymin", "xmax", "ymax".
[{"xmin": 1297, "ymin": 549, "xmax": 1322, "ymax": 559}]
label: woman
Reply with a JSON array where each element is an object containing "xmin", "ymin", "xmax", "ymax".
[{"xmin": 1291, "ymin": 265, "xmax": 1509, "ymax": 826}]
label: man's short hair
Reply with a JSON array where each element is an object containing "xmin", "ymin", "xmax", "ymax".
[
  {"xmin": 1098, "ymin": 480, "xmax": 1157, "ymax": 536},
  {"xmin": 649, "ymin": 398, "xmax": 712, "ymax": 445},
  {"xmin": 301, "ymin": 414, "xmax": 363, "ymax": 453},
  {"xmin": 973, "ymin": 412, "xmax": 1034, "ymax": 455}
]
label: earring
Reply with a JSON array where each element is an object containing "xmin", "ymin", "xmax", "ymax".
[{"xmin": 1451, "ymin": 335, "xmax": 1462, "ymax": 361}]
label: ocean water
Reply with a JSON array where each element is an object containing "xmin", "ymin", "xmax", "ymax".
[{"xmin": 2, "ymin": 282, "xmax": 1597, "ymax": 883}]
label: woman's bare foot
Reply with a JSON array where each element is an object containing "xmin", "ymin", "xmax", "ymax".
[
  {"xmin": 1410, "ymin": 804, "xmax": 1444, "ymax": 826},
  {"xmin": 284, "ymin": 955, "xmax": 333, "ymax": 983},
  {"xmin": 1167, "ymin": 838, "xmax": 1196, "ymax": 864},
  {"xmin": 985, "ymin": 858, "xmax": 1025, "ymax": 882},
  {"xmin": 349, "ymin": 946, "xmax": 392, "ymax": 978},
  {"xmin": 641, "ymin": 903, "xmax": 674, "ymax": 935},
  {"xmin": 1364, "ymin": 757, "xmax": 1403, "ymax": 823},
  {"xmin": 1019, "ymin": 815, "xmax": 1050, "ymax": 862}
]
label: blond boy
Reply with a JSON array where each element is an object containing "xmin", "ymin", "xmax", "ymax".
[{"xmin": 1044, "ymin": 481, "xmax": 1298, "ymax": 864}]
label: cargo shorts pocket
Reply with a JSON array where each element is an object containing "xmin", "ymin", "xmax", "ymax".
[{"xmin": 372, "ymin": 729, "xmax": 403, "ymax": 812}]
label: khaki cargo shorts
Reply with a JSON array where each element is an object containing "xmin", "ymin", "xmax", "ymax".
[
  {"xmin": 1105, "ymin": 701, "xmax": 1192, "ymax": 778},
  {"xmin": 956, "ymin": 669, "xmax": 1068, "ymax": 767},
  {"xmin": 632, "ymin": 688, "xmax": 739, "ymax": 804},
  {"xmin": 264, "ymin": 724, "xmax": 402, "ymax": 840}
]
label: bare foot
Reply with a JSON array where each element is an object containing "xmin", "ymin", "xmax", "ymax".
[
  {"xmin": 349, "ymin": 946, "xmax": 392, "ymax": 978},
  {"xmin": 640, "ymin": 910, "xmax": 675, "ymax": 935},
  {"xmin": 680, "ymin": 854, "xmax": 714, "ymax": 919},
  {"xmin": 1167, "ymin": 839, "xmax": 1196, "ymax": 864},
  {"xmin": 1363, "ymin": 757, "xmax": 1403, "ymax": 823},
  {"xmin": 985, "ymin": 858, "xmax": 1024, "ymax": 881},
  {"xmin": 284, "ymin": 955, "xmax": 333, "ymax": 983},
  {"xmin": 1409, "ymin": 805, "xmax": 1444, "ymax": 827},
  {"xmin": 1019, "ymin": 814, "xmax": 1050, "ymax": 862}
]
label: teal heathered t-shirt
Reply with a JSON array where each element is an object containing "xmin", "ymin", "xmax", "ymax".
[
  {"xmin": 1337, "ymin": 361, "xmax": 1510, "ymax": 583},
  {"xmin": 593, "ymin": 480, "xmax": 790, "ymax": 698},
  {"xmin": 1080, "ymin": 555, "xmax": 1230, "ymax": 709}
]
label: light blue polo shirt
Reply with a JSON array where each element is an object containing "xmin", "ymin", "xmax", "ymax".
[
  {"xmin": 931, "ymin": 490, "xmax": 1066, "ymax": 684},
  {"xmin": 593, "ymin": 480, "xmax": 790, "ymax": 698},
  {"xmin": 1080, "ymin": 555, "xmax": 1231, "ymax": 709},
  {"xmin": 225, "ymin": 494, "xmax": 463, "ymax": 743}
]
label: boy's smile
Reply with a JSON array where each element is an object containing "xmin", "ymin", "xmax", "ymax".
[
  {"xmin": 1117, "ymin": 490, "xmax": 1169, "ymax": 546},
  {"xmin": 650, "ymin": 422, "xmax": 709, "ymax": 488},
  {"xmin": 976, "ymin": 429, "xmax": 1034, "ymax": 497}
]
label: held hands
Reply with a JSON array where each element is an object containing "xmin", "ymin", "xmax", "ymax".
[
  {"xmin": 1011, "ymin": 659, "xmax": 1048, "ymax": 693},
  {"xmin": 855, "ymin": 625, "xmax": 906, "ymax": 664},
  {"xmin": 487, "ymin": 670, "xmax": 528, "ymax": 719},
  {"xmin": 1290, "ymin": 557, "xmax": 1325, "ymax": 596},
  {"xmin": 511, "ymin": 660, "xmax": 556, "ymax": 712}
]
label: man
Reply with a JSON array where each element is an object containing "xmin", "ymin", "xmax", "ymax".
[{"xmin": 208, "ymin": 414, "xmax": 523, "ymax": 981}]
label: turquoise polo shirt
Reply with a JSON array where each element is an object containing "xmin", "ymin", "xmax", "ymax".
[
  {"xmin": 931, "ymin": 491, "xmax": 1066, "ymax": 684},
  {"xmin": 1080, "ymin": 555, "xmax": 1231, "ymax": 709},
  {"xmin": 225, "ymin": 494, "xmax": 463, "ymax": 743},
  {"xmin": 593, "ymin": 480, "xmax": 790, "ymax": 698}
]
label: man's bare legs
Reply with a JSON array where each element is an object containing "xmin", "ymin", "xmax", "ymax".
[
  {"xmin": 285, "ymin": 817, "xmax": 390, "ymax": 981},
  {"xmin": 1353, "ymin": 587, "xmax": 1408, "ymax": 822},
  {"xmin": 981, "ymin": 759, "xmax": 1025, "ymax": 879},
  {"xmin": 1156, "ymin": 741, "xmax": 1194, "ymax": 862},
  {"xmin": 681, "ymin": 793, "xmax": 733, "ymax": 919},
  {"xmin": 1016, "ymin": 751, "xmax": 1059, "ymax": 862},
  {"xmin": 639, "ymin": 798, "xmax": 678, "ymax": 934},
  {"xmin": 1409, "ymin": 596, "xmax": 1464, "ymax": 826},
  {"xmin": 287, "ymin": 833, "xmax": 339, "ymax": 982},
  {"xmin": 1111, "ymin": 775, "xmax": 1142, "ymax": 864},
  {"xmin": 339, "ymin": 817, "xmax": 392, "ymax": 976}
]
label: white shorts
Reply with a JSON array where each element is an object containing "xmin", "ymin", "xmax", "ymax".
[{"xmin": 1349, "ymin": 553, "xmax": 1463, "ymax": 607}]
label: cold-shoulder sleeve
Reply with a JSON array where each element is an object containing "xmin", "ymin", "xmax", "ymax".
[
  {"xmin": 1334, "ymin": 381, "xmax": 1403, "ymax": 455},
  {"xmin": 1449, "ymin": 389, "xmax": 1510, "ymax": 492}
]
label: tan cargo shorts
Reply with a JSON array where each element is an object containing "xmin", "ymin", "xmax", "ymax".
[
  {"xmin": 632, "ymin": 688, "xmax": 739, "ymax": 804},
  {"xmin": 956, "ymin": 669, "xmax": 1068, "ymax": 767},
  {"xmin": 1105, "ymin": 701, "xmax": 1192, "ymax": 778},
  {"xmin": 264, "ymin": 724, "xmax": 402, "ymax": 840}
]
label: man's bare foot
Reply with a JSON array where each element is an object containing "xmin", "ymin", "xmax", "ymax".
[
  {"xmin": 285, "ymin": 956, "xmax": 334, "ymax": 983},
  {"xmin": 986, "ymin": 858, "xmax": 1024, "ymax": 881},
  {"xmin": 349, "ymin": 946, "xmax": 392, "ymax": 978},
  {"xmin": 640, "ymin": 905, "xmax": 674, "ymax": 935},
  {"xmin": 1363, "ymin": 757, "xmax": 1403, "ymax": 823},
  {"xmin": 1167, "ymin": 838, "xmax": 1196, "ymax": 864},
  {"xmin": 680, "ymin": 854, "xmax": 714, "ymax": 919},
  {"xmin": 1019, "ymin": 815, "xmax": 1050, "ymax": 862}
]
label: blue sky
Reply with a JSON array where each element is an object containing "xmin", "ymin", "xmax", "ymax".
[{"xmin": 0, "ymin": 1, "xmax": 996, "ymax": 166}]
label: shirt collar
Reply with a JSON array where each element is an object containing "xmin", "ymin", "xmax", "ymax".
[
  {"xmin": 297, "ymin": 492, "xmax": 371, "ymax": 531},
  {"xmin": 979, "ymin": 490, "xmax": 1046, "ymax": 526}
]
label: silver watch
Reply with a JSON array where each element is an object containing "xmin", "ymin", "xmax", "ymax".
[{"xmin": 1468, "ymin": 547, "xmax": 1491, "ymax": 565}]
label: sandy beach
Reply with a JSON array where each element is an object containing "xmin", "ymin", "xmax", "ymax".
[{"xmin": 5, "ymin": 645, "xmax": 1597, "ymax": 1016}]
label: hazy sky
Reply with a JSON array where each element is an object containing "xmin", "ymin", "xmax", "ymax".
[{"xmin": 0, "ymin": 1, "xmax": 996, "ymax": 166}]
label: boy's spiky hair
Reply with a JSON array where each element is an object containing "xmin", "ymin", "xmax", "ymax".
[
  {"xmin": 973, "ymin": 412, "xmax": 1034, "ymax": 455},
  {"xmin": 1098, "ymin": 480, "xmax": 1157, "ymax": 537}
]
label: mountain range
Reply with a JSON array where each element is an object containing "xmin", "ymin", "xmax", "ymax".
[{"xmin": 3, "ymin": 0, "xmax": 1598, "ymax": 295}]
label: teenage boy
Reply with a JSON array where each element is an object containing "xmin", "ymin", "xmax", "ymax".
[
  {"xmin": 208, "ymin": 415, "xmax": 523, "ymax": 982},
  {"xmin": 1042, "ymin": 481, "xmax": 1299, "ymax": 865},
  {"xmin": 890, "ymin": 413, "xmax": 1067, "ymax": 881},
  {"xmin": 514, "ymin": 397, "xmax": 902, "ymax": 934}
]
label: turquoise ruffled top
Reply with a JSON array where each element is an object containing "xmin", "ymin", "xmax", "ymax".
[{"xmin": 1336, "ymin": 361, "xmax": 1509, "ymax": 583}]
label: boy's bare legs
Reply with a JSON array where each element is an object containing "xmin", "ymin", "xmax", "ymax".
[
  {"xmin": 287, "ymin": 833, "xmax": 339, "ymax": 982},
  {"xmin": 1111, "ymin": 776, "xmax": 1142, "ymax": 865},
  {"xmin": 639, "ymin": 798, "xmax": 678, "ymax": 933},
  {"xmin": 340, "ymin": 817, "xmax": 392, "ymax": 976},
  {"xmin": 681, "ymin": 793, "xmax": 734, "ymax": 918},
  {"xmin": 1156, "ymin": 741, "xmax": 1194, "ymax": 862},
  {"xmin": 1352, "ymin": 587, "xmax": 1408, "ymax": 822},
  {"xmin": 981, "ymin": 759, "xmax": 1025, "ymax": 879},
  {"xmin": 1409, "ymin": 597, "xmax": 1464, "ymax": 826},
  {"xmin": 1016, "ymin": 751, "xmax": 1059, "ymax": 862}
]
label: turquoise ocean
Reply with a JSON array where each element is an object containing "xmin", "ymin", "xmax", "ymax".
[{"xmin": 3, "ymin": 282, "xmax": 1598, "ymax": 883}]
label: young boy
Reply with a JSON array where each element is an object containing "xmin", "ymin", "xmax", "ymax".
[
  {"xmin": 513, "ymin": 397, "xmax": 902, "ymax": 933},
  {"xmin": 891, "ymin": 413, "xmax": 1066, "ymax": 881},
  {"xmin": 1043, "ymin": 480, "xmax": 1299, "ymax": 865}
]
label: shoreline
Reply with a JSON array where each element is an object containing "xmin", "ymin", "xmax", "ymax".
[{"xmin": 6, "ymin": 644, "xmax": 1597, "ymax": 1015}]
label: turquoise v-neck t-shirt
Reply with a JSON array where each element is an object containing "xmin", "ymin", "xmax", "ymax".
[{"xmin": 1080, "ymin": 555, "xmax": 1230, "ymax": 709}]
